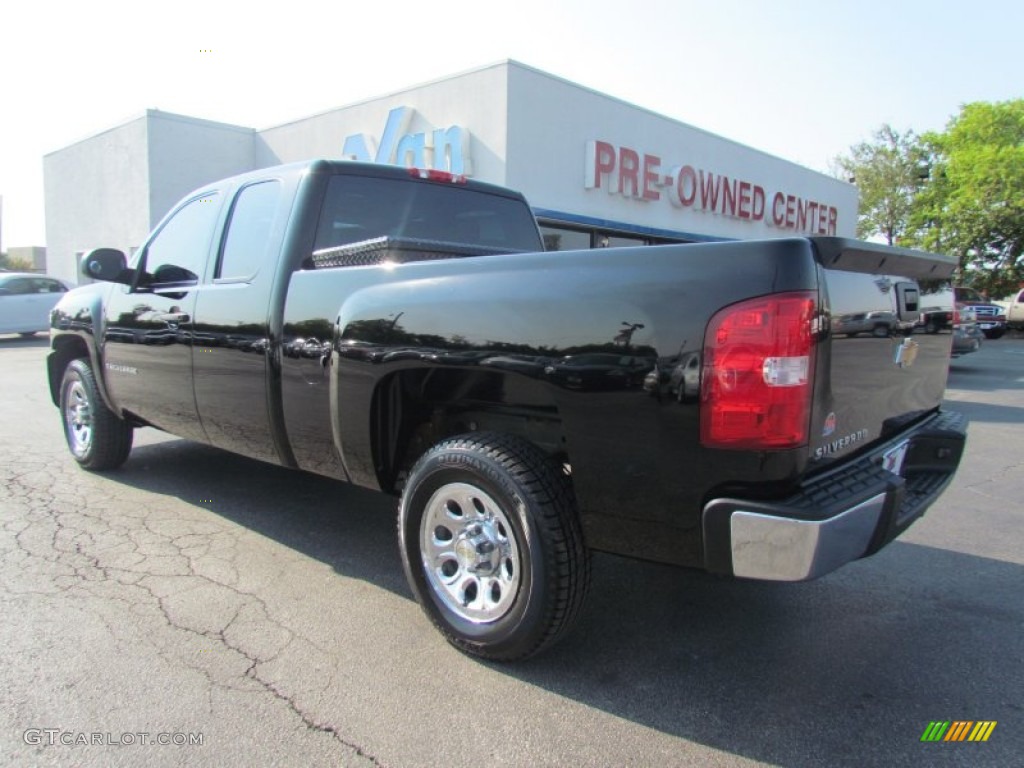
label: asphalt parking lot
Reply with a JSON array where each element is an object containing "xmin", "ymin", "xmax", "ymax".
[{"xmin": 1, "ymin": 333, "xmax": 1021, "ymax": 767}]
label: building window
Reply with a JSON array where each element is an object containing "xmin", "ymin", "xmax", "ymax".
[
  {"xmin": 539, "ymin": 219, "xmax": 695, "ymax": 250},
  {"xmin": 596, "ymin": 233, "xmax": 647, "ymax": 248},
  {"xmin": 540, "ymin": 225, "xmax": 591, "ymax": 252}
]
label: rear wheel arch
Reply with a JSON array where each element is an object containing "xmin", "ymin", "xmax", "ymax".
[{"xmin": 370, "ymin": 367, "xmax": 568, "ymax": 494}]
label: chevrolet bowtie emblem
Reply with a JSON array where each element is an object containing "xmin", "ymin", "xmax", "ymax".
[{"xmin": 894, "ymin": 337, "xmax": 919, "ymax": 369}]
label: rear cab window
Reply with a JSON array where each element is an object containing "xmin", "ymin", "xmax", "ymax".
[{"xmin": 313, "ymin": 174, "xmax": 542, "ymax": 254}]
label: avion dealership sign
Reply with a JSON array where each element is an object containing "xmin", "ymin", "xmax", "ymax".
[
  {"xmin": 585, "ymin": 140, "xmax": 839, "ymax": 236},
  {"xmin": 343, "ymin": 107, "xmax": 472, "ymax": 175}
]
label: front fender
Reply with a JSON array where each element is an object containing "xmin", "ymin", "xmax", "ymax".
[{"xmin": 48, "ymin": 282, "xmax": 115, "ymax": 411}]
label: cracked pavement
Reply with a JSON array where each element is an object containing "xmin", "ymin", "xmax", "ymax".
[{"xmin": 1, "ymin": 335, "xmax": 1022, "ymax": 767}]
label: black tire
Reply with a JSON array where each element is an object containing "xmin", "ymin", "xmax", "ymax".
[
  {"xmin": 59, "ymin": 358, "xmax": 133, "ymax": 470},
  {"xmin": 983, "ymin": 328, "xmax": 1005, "ymax": 340},
  {"xmin": 398, "ymin": 432, "xmax": 590, "ymax": 661},
  {"xmin": 19, "ymin": 331, "xmax": 38, "ymax": 338},
  {"xmin": 872, "ymin": 324, "xmax": 890, "ymax": 338}
]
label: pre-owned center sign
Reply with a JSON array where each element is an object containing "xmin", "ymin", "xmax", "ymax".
[{"xmin": 585, "ymin": 140, "xmax": 838, "ymax": 236}]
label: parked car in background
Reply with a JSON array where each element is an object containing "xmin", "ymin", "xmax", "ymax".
[
  {"xmin": 543, "ymin": 353, "xmax": 655, "ymax": 391},
  {"xmin": 1002, "ymin": 287, "xmax": 1024, "ymax": 331},
  {"xmin": 0, "ymin": 273, "xmax": 70, "ymax": 336},
  {"xmin": 917, "ymin": 305, "xmax": 953, "ymax": 334},
  {"xmin": 954, "ymin": 286, "xmax": 1007, "ymax": 339},
  {"xmin": 951, "ymin": 304, "xmax": 984, "ymax": 357},
  {"xmin": 832, "ymin": 309, "xmax": 901, "ymax": 337},
  {"xmin": 918, "ymin": 284, "xmax": 983, "ymax": 358}
]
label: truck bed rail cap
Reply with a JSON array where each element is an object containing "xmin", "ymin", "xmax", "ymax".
[{"xmin": 810, "ymin": 237, "xmax": 957, "ymax": 280}]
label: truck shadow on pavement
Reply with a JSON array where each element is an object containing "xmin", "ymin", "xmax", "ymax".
[
  {"xmin": 519, "ymin": 543, "xmax": 1022, "ymax": 766},
  {"xmin": 940, "ymin": 399, "xmax": 1024, "ymax": 425},
  {"xmin": 113, "ymin": 438, "xmax": 1022, "ymax": 767},
  {"xmin": 116, "ymin": 439, "xmax": 411, "ymax": 598}
]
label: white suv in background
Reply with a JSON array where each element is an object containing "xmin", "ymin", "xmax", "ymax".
[{"xmin": 1003, "ymin": 287, "xmax": 1024, "ymax": 331}]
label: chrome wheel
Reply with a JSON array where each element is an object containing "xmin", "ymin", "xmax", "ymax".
[
  {"xmin": 58, "ymin": 359, "xmax": 133, "ymax": 471},
  {"xmin": 64, "ymin": 380, "xmax": 93, "ymax": 458},
  {"xmin": 400, "ymin": 433, "xmax": 590, "ymax": 660},
  {"xmin": 420, "ymin": 482, "xmax": 521, "ymax": 624}
]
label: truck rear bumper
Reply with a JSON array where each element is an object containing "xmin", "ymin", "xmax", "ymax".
[{"xmin": 702, "ymin": 410, "xmax": 968, "ymax": 581}]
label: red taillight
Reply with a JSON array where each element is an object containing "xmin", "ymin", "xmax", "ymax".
[
  {"xmin": 407, "ymin": 168, "xmax": 467, "ymax": 184},
  {"xmin": 952, "ymin": 307, "xmax": 961, "ymax": 326},
  {"xmin": 700, "ymin": 292, "xmax": 817, "ymax": 450}
]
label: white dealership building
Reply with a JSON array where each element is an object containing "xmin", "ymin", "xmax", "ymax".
[{"xmin": 44, "ymin": 60, "xmax": 857, "ymax": 284}]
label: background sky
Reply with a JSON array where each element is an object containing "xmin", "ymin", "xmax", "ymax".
[{"xmin": 1, "ymin": 0, "xmax": 1020, "ymax": 250}]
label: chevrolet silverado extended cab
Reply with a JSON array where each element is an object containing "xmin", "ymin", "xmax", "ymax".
[{"xmin": 49, "ymin": 160, "xmax": 967, "ymax": 660}]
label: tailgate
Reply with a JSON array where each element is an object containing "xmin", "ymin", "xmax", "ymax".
[{"xmin": 809, "ymin": 238, "xmax": 957, "ymax": 469}]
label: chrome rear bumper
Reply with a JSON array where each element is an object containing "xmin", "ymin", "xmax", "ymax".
[
  {"xmin": 728, "ymin": 493, "xmax": 885, "ymax": 581},
  {"xmin": 702, "ymin": 410, "xmax": 967, "ymax": 581}
]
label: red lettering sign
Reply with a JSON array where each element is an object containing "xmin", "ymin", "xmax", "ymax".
[
  {"xmin": 618, "ymin": 147, "xmax": 640, "ymax": 197},
  {"xmin": 700, "ymin": 170, "xmax": 720, "ymax": 211},
  {"xmin": 672, "ymin": 165, "xmax": 697, "ymax": 207},
  {"xmin": 585, "ymin": 140, "xmax": 841, "ymax": 235},
  {"xmin": 642, "ymin": 154, "xmax": 661, "ymax": 201},
  {"xmin": 752, "ymin": 185, "xmax": 765, "ymax": 220},
  {"xmin": 772, "ymin": 191, "xmax": 786, "ymax": 227},
  {"xmin": 737, "ymin": 181, "xmax": 752, "ymax": 219},
  {"xmin": 585, "ymin": 140, "xmax": 617, "ymax": 190}
]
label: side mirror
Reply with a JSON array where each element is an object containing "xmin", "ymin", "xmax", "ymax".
[{"xmin": 83, "ymin": 248, "xmax": 133, "ymax": 284}]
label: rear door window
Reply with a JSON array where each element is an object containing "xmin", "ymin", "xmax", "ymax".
[{"xmin": 217, "ymin": 181, "xmax": 282, "ymax": 281}]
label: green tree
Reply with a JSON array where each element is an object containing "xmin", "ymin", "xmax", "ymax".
[
  {"xmin": 0, "ymin": 252, "xmax": 33, "ymax": 271},
  {"xmin": 833, "ymin": 124, "xmax": 926, "ymax": 244},
  {"xmin": 910, "ymin": 100, "xmax": 1024, "ymax": 297}
]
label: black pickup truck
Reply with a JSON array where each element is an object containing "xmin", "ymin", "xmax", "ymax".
[{"xmin": 49, "ymin": 160, "xmax": 967, "ymax": 660}]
